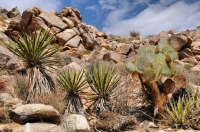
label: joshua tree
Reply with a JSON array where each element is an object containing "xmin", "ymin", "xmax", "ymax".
[
  {"xmin": 1, "ymin": 30, "xmax": 60, "ymax": 103},
  {"xmin": 85, "ymin": 62, "xmax": 121, "ymax": 114},
  {"xmin": 56, "ymin": 69, "xmax": 88, "ymax": 114},
  {"xmin": 125, "ymin": 39, "xmax": 187, "ymax": 119}
]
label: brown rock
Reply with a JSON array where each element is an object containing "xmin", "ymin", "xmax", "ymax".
[
  {"xmin": 56, "ymin": 29, "xmax": 77, "ymax": 45},
  {"xmin": 158, "ymin": 31, "xmax": 169, "ymax": 40},
  {"xmin": 179, "ymin": 48, "xmax": 193, "ymax": 60},
  {"xmin": 32, "ymin": 7, "xmax": 42, "ymax": 16},
  {"xmin": 59, "ymin": 6, "xmax": 72, "ymax": 16},
  {"xmin": 39, "ymin": 11, "xmax": 67, "ymax": 29},
  {"xmin": 84, "ymin": 50, "xmax": 111, "ymax": 62},
  {"xmin": 7, "ymin": 6, "xmax": 21, "ymax": 18},
  {"xmin": 70, "ymin": 16, "xmax": 81, "ymax": 26},
  {"xmin": 50, "ymin": 26, "xmax": 61, "ymax": 34},
  {"xmin": 116, "ymin": 43, "xmax": 132, "ymax": 55},
  {"xmin": 9, "ymin": 104, "xmax": 60, "ymax": 124},
  {"xmin": 26, "ymin": 16, "xmax": 49, "ymax": 33},
  {"xmin": 109, "ymin": 51, "xmax": 127, "ymax": 63},
  {"xmin": 169, "ymin": 34, "xmax": 191, "ymax": 51},
  {"xmin": 96, "ymin": 110, "xmax": 137, "ymax": 131},
  {"xmin": 20, "ymin": 9, "xmax": 33, "ymax": 28},
  {"xmin": 96, "ymin": 31, "xmax": 107, "ymax": 38}
]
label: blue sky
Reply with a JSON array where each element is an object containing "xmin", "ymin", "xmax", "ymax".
[{"xmin": 0, "ymin": 0, "xmax": 200, "ymax": 37}]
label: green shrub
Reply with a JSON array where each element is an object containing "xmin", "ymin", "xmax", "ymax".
[
  {"xmin": 85, "ymin": 62, "xmax": 121, "ymax": 113},
  {"xmin": 165, "ymin": 89, "xmax": 200, "ymax": 128},
  {"xmin": 130, "ymin": 31, "xmax": 140, "ymax": 37},
  {"xmin": 56, "ymin": 68, "xmax": 88, "ymax": 114},
  {"xmin": 184, "ymin": 63, "xmax": 194, "ymax": 70}
]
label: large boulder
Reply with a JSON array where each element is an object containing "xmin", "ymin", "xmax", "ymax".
[
  {"xmin": 26, "ymin": 16, "xmax": 49, "ymax": 33},
  {"xmin": 56, "ymin": 29, "xmax": 77, "ymax": 45},
  {"xmin": 9, "ymin": 104, "xmax": 60, "ymax": 124},
  {"xmin": 20, "ymin": 9, "xmax": 33, "ymax": 29},
  {"xmin": 65, "ymin": 35, "xmax": 82, "ymax": 48},
  {"xmin": 39, "ymin": 11, "xmax": 67, "ymax": 29},
  {"xmin": 109, "ymin": 51, "xmax": 127, "ymax": 63},
  {"xmin": 24, "ymin": 122, "xmax": 65, "ymax": 132},
  {"xmin": 62, "ymin": 114, "xmax": 90, "ymax": 131},
  {"xmin": 0, "ymin": 46, "xmax": 22, "ymax": 72},
  {"xmin": 169, "ymin": 34, "xmax": 192, "ymax": 51}
]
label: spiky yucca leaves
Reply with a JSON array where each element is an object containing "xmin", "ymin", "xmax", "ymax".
[
  {"xmin": 0, "ymin": 30, "xmax": 60, "ymax": 103},
  {"xmin": 56, "ymin": 69, "xmax": 88, "ymax": 114},
  {"xmin": 85, "ymin": 63, "xmax": 121, "ymax": 114}
]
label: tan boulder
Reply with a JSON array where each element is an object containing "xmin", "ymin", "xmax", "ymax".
[
  {"xmin": 56, "ymin": 29, "xmax": 77, "ymax": 45},
  {"xmin": 73, "ymin": 8, "xmax": 82, "ymax": 20},
  {"xmin": 65, "ymin": 35, "xmax": 82, "ymax": 48},
  {"xmin": 25, "ymin": 122, "xmax": 65, "ymax": 132},
  {"xmin": 109, "ymin": 51, "xmax": 127, "ymax": 63},
  {"xmin": 9, "ymin": 104, "xmax": 60, "ymax": 124},
  {"xmin": 84, "ymin": 49, "xmax": 111, "ymax": 62},
  {"xmin": 0, "ymin": 92, "xmax": 22, "ymax": 107},
  {"xmin": 62, "ymin": 114, "xmax": 90, "ymax": 131},
  {"xmin": 62, "ymin": 17, "xmax": 74, "ymax": 28},
  {"xmin": 59, "ymin": 6, "xmax": 72, "ymax": 16},
  {"xmin": 32, "ymin": 7, "xmax": 42, "ymax": 16},
  {"xmin": 116, "ymin": 43, "xmax": 132, "ymax": 55},
  {"xmin": 50, "ymin": 26, "xmax": 61, "ymax": 34},
  {"xmin": 39, "ymin": 11, "xmax": 67, "ymax": 29},
  {"xmin": 169, "ymin": 34, "xmax": 192, "ymax": 51},
  {"xmin": 96, "ymin": 31, "xmax": 107, "ymax": 38}
]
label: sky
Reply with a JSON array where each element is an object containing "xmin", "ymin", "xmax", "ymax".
[{"xmin": 0, "ymin": 0, "xmax": 200, "ymax": 37}]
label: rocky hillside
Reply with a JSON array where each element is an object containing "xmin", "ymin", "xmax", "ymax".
[{"xmin": 0, "ymin": 6, "xmax": 200, "ymax": 132}]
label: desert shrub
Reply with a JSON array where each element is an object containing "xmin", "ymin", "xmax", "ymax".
[
  {"xmin": 0, "ymin": 107, "xmax": 10, "ymax": 123},
  {"xmin": 29, "ymin": 89, "xmax": 66, "ymax": 114},
  {"xmin": 118, "ymin": 37, "xmax": 127, "ymax": 43},
  {"xmin": 56, "ymin": 68, "xmax": 88, "ymax": 114},
  {"xmin": 80, "ymin": 50, "xmax": 91, "ymax": 55},
  {"xmin": 57, "ymin": 53, "xmax": 72, "ymax": 67},
  {"xmin": 183, "ymin": 63, "xmax": 194, "ymax": 70},
  {"xmin": 125, "ymin": 39, "xmax": 187, "ymax": 119},
  {"xmin": 102, "ymin": 45, "xmax": 112, "ymax": 50},
  {"xmin": 85, "ymin": 62, "xmax": 121, "ymax": 114},
  {"xmin": 1, "ymin": 30, "xmax": 60, "ymax": 103},
  {"xmin": 14, "ymin": 74, "xmax": 29, "ymax": 100},
  {"xmin": 165, "ymin": 89, "xmax": 200, "ymax": 128},
  {"xmin": 130, "ymin": 31, "xmax": 140, "ymax": 37}
]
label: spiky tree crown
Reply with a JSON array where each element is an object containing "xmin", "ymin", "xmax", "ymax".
[{"xmin": 125, "ymin": 39, "xmax": 178, "ymax": 81}]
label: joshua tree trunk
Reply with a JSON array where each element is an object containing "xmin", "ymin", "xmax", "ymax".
[{"xmin": 25, "ymin": 67, "xmax": 55, "ymax": 103}]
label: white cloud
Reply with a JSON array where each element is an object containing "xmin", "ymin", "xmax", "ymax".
[
  {"xmin": 99, "ymin": 0, "xmax": 118, "ymax": 10},
  {"xmin": 0, "ymin": 0, "xmax": 61, "ymax": 14},
  {"xmin": 102, "ymin": 1, "xmax": 200, "ymax": 37}
]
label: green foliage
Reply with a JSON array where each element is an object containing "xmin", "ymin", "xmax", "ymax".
[
  {"xmin": 0, "ymin": 30, "xmax": 60, "ymax": 103},
  {"xmin": 130, "ymin": 30, "xmax": 140, "ymax": 37},
  {"xmin": 184, "ymin": 63, "xmax": 194, "ymax": 70},
  {"xmin": 56, "ymin": 68, "xmax": 88, "ymax": 114},
  {"xmin": 125, "ymin": 40, "xmax": 178, "ymax": 81},
  {"xmin": 85, "ymin": 62, "xmax": 121, "ymax": 112},
  {"xmin": 1, "ymin": 30, "xmax": 60, "ymax": 68},
  {"xmin": 165, "ymin": 89, "xmax": 200, "ymax": 128},
  {"xmin": 56, "ymin": 69, "xmax": 88, "ymax": 94}
]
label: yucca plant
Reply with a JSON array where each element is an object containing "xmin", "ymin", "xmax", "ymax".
[
  {"xmin": 0, "ymin": 30, "xmax": 60, "ymax": 103},
  {"xmin": 165, "ymin": 89, "xmax": 200, "ymax": 128},
  {"xmin": 85, "ymin": 63, "xmax": 121, "ymax": 114},
  {"xmin": 56, "ymin": 69, "xmax": 88, "ymax": 114}
]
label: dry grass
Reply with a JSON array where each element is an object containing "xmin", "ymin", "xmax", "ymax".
[
  {"xmin": 29, "ymin": 87, "xmax": 67, "ymax": 114},
  {"xmin": 14, "ymin": 74, "xmax": 29, "ymax": 100}
]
